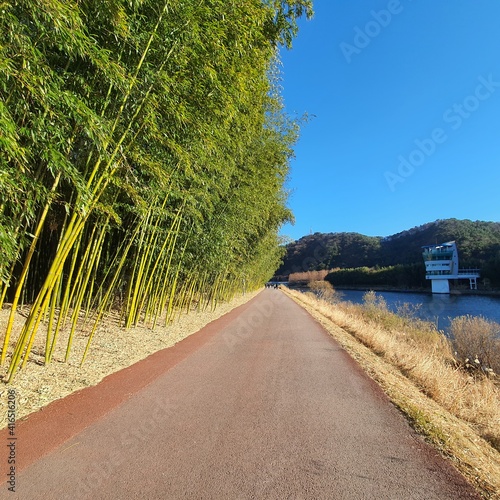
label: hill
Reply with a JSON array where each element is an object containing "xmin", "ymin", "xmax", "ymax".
[{"xmin": 275, "ymin": 219, "xmax": 500, "ymax": 286}]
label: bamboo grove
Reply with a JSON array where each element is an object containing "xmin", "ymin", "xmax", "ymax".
[{"xmin": 0, "ymin": 0, "xmax": 313, "ymax": 381}]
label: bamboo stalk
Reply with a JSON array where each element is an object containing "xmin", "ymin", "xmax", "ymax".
[
  {"xmin": 80, "ymin": 221, "xmax": 143, "ymax": 366},
  {"xmin": 124, "ymin": 210, "xmax": 151, "ymax": 328},
  {"xmin": 136, "ymin": 203, "xmax": 184, "ymax": 326},
  {"xmin": 165, "ymin": 230, "xmax": 191, "ymax": 324},
  {"xmin": 65, "ymin": 223, "xmax": 107, "ymax": 362},
  {"xmin": 1, "ymin": 172, "xmax": 61, "ymax": 365},
  {"xmin": 6, "ymin": 212, "xmax": 89, "ymax": 380},
  {"xmin": 45, "ymin": 273, "xmax": 61, "ymax": 363},
  {"xmin": 47, "ymin": 232, "xmax": 82, "ymax": 364}
]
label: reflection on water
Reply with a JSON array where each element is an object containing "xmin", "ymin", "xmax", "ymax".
[{"xmin": 337, "ymin": 290, "xmax": 500, "ymax": 332}]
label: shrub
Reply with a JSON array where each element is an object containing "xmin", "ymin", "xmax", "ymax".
[
  {"xmin": 307, "ymin": 280, "xmax": 338, "ymax": 302},
  {"xmin": 450, "ymin": 315, "xmax": 500, "ymax": 374},
  {"xmin": 362, "ymin": 290, "xmax": 388, "ymax": 311}
]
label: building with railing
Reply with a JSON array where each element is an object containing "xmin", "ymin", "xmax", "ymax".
[{"xmin": 422, "ymin": 241, "xmax": 480, "ymax": 293}]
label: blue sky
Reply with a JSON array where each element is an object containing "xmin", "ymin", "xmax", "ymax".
[{"xmin": 279, "ymin": 0, "xmax": 500, "ymax": 241}]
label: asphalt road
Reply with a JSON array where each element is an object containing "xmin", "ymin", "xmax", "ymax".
[{"xmin": 1, "ymin": 289, "xmax": 479, "ymax": 499}]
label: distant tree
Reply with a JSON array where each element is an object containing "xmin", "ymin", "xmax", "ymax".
[
  {"xmin": 278, "ymin": 219, "xmax": 500, "ymax": 287},
  {"xmin": 308, "ymin": 280, "xmax": 337, "ymax": 301}
]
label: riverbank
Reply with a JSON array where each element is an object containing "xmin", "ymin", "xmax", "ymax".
[{"xmin": 284, "ymin": 287, "xmax": 500, "ymax": 498}]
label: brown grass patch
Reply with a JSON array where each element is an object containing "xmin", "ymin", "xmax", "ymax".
[{"xmin": 288, "ymin": 269, "xmax": 330, "ymax": 284}]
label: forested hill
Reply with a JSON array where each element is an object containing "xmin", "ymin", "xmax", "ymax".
[{"xmin": 275, "ymin": 219, "xmax": 500, "ymax": 277}]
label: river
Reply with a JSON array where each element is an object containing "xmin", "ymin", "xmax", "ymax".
[{"xmin": 334, "ymin": 289, "xmax": 500, "ymax": 332}]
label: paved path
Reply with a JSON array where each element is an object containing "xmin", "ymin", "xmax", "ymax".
[{"xmin": 1, "ymin": 290, "xmax": 479, "ymax": 499}]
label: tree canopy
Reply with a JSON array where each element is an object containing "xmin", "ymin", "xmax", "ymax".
[{"xmin": 0, "ymin": 0, "xmax": 313, "ymax": 380}]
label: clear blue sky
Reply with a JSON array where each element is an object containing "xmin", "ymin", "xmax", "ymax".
[{"xmin": 279, "ymin": 0, "xmax": 500, "ymax": 241}]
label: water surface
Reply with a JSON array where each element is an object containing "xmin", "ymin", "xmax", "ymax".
[{"xmin": 336, "ymin": 289, "xmax": 500, "ymax": 332}]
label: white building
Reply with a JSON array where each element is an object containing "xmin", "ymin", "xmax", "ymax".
[{"xmin": 422, "ymin": 241, "xmax": 480, "ymax": 293}]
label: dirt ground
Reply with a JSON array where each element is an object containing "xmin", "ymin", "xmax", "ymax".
[{"xmin": 0, "ymin": 290, "xmax": 260, "ymax": 429}]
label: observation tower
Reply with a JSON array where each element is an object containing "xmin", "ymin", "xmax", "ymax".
[{"xmin": 422, "ymin": 241, "xmax": 480, "ymax": 293}]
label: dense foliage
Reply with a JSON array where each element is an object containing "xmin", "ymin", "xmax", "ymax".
[
  {"xmin": 277, "ymin": 219, "xmax": 500, "ymax": 287},
  {"xmin": 324, "ymin": 264, "xmax": 427, "ymax": 289},
  {"xmin": 0, "ymin": 0, "xmax": 313, "ymax": 380}
]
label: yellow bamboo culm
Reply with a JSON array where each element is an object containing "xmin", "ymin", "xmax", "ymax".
[
  {"xmin": 6, "ymin": 211, "xmax": 87, "ymax": 380},
  {"xmin": 1, "ymin": 173, "xmax": 61, "ymax": 365},
  {"xmin": 79, "ymin": 220, "xmax": 144, "ymax": 366},
  {"xmin": 65, "ymin": 223, "xmax": 107, "ymax": 362}
]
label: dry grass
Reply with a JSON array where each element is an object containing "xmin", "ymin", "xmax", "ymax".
[
  {"xmin": 307, "ymin": 280, "xmax": 339, "ymax": 301},
  {"xmin": 288, "ymin": 269, "xmax": 330, "ymax": 284},
  {"xmin": 451, "ymin": 315, "xmax": 500, "ymax": 375},
  {"xmin": 285, "ymin": 288, "xmax": 500, "ymax": 499},
  {"xmin": 0, "ymin": 289, "xmax": 260, "ymax": 428}
]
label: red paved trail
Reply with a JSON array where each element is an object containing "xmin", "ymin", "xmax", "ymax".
[{"xmin": 1, "ymin": 290, "xmax": 479, "ymax": 499}]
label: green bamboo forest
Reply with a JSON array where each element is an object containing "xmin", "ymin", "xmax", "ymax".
[{"xmin": 0, "ymin": 0, "xmax": 313, "ymax": 381}]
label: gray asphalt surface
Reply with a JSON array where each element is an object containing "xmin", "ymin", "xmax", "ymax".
[{"xmin": 3, "ymin": 289, "xmax": 479, "ymax": 499}]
